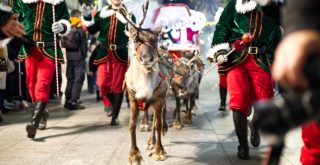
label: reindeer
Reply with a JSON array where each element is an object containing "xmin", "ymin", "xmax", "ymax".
[
  {"xmin": 121, "ymin": 1, "xmax": 169, "ymax": 164},
  {"xmin": 171, "ymin": 50, "xmax": 201, "ymax": 129}
]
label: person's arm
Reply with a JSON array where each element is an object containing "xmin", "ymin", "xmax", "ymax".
[
  {"xmin": 0, "ymin": 9, "xmax": 24, "ymax": 39},
  {"xmin": 282, "ymin": 0, "xmax": 320, "ymax": 35},
  {"xmin": 272, "ymin": 0, "xmax": 320, "ymax": 88},
  {"xmin": 54, "ymin": 0, "xmax": 71, "ymax": 36},
  {"xmin": 207, "ymin": 0, "xmax": 235, "ymax": 63}
]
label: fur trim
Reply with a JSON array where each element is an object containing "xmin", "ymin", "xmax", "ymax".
[
  {"xmin": 81, "ymin": 16, "xmax": 95, "ymax": 27},
  {"xmin": 58, "ymin": 19, "xmax": 71, "ymax": 36},
  {"xmin": 100, "ymin": 6, "xmax": 127, "ymax": 23},
  {"xmin": 107, "ymin": 0, "xmax": 112, "ymax": 5},
  {"xmin": 236, "ymin": 0, "xmax": 257, "ymax": 14},
  {"xmin": 207, "ymin": 43, "xmax": 230, "ymax": 58},
  {"xmin": 22, "ymin": 0, "xmax": 64, "ymax": 5},
  {"xmin": 253, "ymin": 0, "xmax": 283, "ymax": 6}
]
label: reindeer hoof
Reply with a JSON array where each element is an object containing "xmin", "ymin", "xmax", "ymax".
[
  {"xmin": 183, "ymin": 119, "xmax": 192, "ymax": 124},
  {"xmin": 140, "ymin": 124, "xmax": 150, "ymax": 132},
  {"xmin": 146, "ymin": 144, "xmax": 155, "ymax": 150},
  {"xmin": 128, "ymin": 152, "xmax": 143, "ymax": 165},
  {"xmin": 152, "ymin": 153, "xmax": 166, "ymax": 161},
  {"xmin": 172, "ymin": 121, "xmax": 183, "ymax": 130}
]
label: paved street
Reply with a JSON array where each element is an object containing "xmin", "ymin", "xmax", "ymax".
[{"xmin": 0, "ymin": 82, "xmax": 302, "ymax": 165}]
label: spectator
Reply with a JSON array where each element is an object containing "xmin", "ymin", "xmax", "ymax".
[{"xmin": 62, "ymin": 9, "xmax": 87, "ymax": 110}]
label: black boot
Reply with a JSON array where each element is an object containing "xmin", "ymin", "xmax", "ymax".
[
  {"xmin": 26, "ymin": 101, "xmax": 46, "ymax": 138},
  {"xmin": 111, "ymin": 93, "xmax": 124, "ymax": 126},
  {"xmin": 249, "ymin": 108, "xmax": 261, "ymax": 147},
  {"xmin": 105, "ymin": 93, "xmax": 114, "ymax": 117},
  {"xmin": 233, "ymin": 110, "xmax": 249, "ymax": 160},
  {"xmin": 219, "ymin": 87, "xmax": 227, "ymax": 111},
  {"xmin": 96, "ymin": 90, "xmax": 101, "ymax": 102},
  {"xmin": 38, "ymin": 110, "xmax": 49, "ymax": 130}
]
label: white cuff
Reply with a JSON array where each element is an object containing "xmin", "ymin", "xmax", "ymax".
[
  {"xmin": 58, "ymin": 19, "xmax": 71, "ymax": 36},
  {"xmin": 207, "ymin": 43, "xmax": 231, "ymax": 58},
  {"xmin": 81, "ymin": 16, "xmax": 95, "ymax": 27}
]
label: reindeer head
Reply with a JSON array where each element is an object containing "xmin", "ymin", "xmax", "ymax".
[
  {"xmin": 122, "ymin": 0, "xmax": 162, "ymax": 73},
  {"xmin": 172, "ymin": 51, "xmax": 200, "ymax": 97}
]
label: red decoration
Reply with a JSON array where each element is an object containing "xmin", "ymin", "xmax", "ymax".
[
  {"xmin": 241, "ymin": 33, "xmax": 253, "ymax": 44},
  {"xmin": 233, "ymin": 40, "xmax": 245, "ymax": 51}
]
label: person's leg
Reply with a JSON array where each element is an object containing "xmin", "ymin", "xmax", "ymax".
[
  {"xmin": 110, "ymin": 55, "xmax": 128, "ymax": 125},
  {"xmin": 64, "ymin": 60, "xmax": 74, "ymax": 104},
  {"xmin": 24, "ymin": 48, "xmax": 38, "ymax": 103},
  {"xmin": 301, "ymin": 122, "xmax": 320, "ymax": 165},
  {"xmin": 97, "ymin": 62, "xmax": 112, "ymax": 106},
  {"xmin": 219, "ymin": 74, "xmax": 228, "ymax": 111},
  {"xmin": 26, "ymin": 49, "xmax": 55, "ymax": 138},
  {"xmin": 69, "ymin": 59, "xmax": 85, "ymax": 109},
  {"xmin": 227, "ymin": 63, "xmax": 251, "ymax": 160},
  {"xmin": 247, "ymin": 55, "xmax": 274, "ymax": 148}
]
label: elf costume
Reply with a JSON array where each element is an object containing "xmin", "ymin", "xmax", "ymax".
[
  {"xmin": 83, "ymin": 1, "xmax": 135, "ymax": 125},
  {"xmin": 12, "ymin": 0, "xmax": 70, "ymax": 138},
  {"xmin": 208, "ymin": 0, "xmax": 281, "ymax": 159}
]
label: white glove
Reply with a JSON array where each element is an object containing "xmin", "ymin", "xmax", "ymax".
[
  {"xmin": 216, "ymin": 55, "xmax": 228, "ymax": 64},
  {"xmin": 52, "ymin": 22, "xmax": 64, "ymax": 34},
  {"xmin": 81, "ymin": 4, "xmax": 91, "ymax": 17}
]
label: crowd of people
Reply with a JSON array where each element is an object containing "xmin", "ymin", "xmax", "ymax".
[{"xmin": 0, "ymin": 0, "xmax": 319, "ymax": 164}]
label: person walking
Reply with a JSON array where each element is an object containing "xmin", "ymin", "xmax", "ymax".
[
  {"xmin": 207, "ymin": 0, "xmax": 281, "ymax": 159},
  {"xmin": 62, "ymin": 9, "xmax": 87, "ymax": 110},
  {"xmin": 82, "ymin": 0, "xmax": 135, "ymax": 125},
  {"xmin": 12, "ymin": 0, "xmax": 70, "ymax": 138}
]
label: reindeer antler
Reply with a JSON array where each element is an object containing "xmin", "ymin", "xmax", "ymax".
[{"xmin": 119, "ymin": 0, "xmax": 156, "ymax": 35}]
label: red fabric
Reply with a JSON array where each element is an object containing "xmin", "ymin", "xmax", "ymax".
[
  {"xmin": 97, "ymin": 52, "xmax": 128, "ymax": 106},
  {"xmin": 25, "ymin": 48, "xmax": 55, "ymax": 103},
  {"xmin": 301, "ymin": 122, "xmax": 320, "ymax": 165},
  {"xmin": 226, "ymin": 55, "xmax": 273, "ymax": 115},
  {"xmin": 218, "ymin": 64, "xmax": 227, "ymax": 88},
  {"xmin": 233, "ymin": 40, "xmax": 245, "ymax": 51},
  {"xmin": 168, "ymin": 50, "xmax": 182, "ymax": 63}
]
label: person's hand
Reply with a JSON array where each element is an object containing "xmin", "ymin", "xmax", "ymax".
[
  {"xmin": 216, "ymin": 54, "xmax": 228, "ymax": 64},
  {"xmin": 52, "ymin": 22, "xmax": 64, "ymax": 33},
  {"xmin": 1, "ymin": 14, "xmax": 25, "ymax": 38},
  {"xmin": 272, "ymin": 30, "xmax": 320, "ymax": 89},
  {"xmin": 81, "ymin": 4, "xmax": 92, "ymax": 17}
]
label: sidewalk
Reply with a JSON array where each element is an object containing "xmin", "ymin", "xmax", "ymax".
[{"xmin": 0, "ymin": 89, "xmax": 302, "ymax": 165}]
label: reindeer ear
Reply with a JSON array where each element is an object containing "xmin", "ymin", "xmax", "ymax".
[
  {"xmin": 154, "ymin": 27, "xmax": 162, "ymax": 34},
  {"xmin": 129, "ymin": 26, "xmax": 137, "ymax": 37}
]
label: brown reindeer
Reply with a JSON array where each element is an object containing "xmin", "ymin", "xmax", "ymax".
[
  {"xmin": 171, "ymin": 51, "xmax": 201, "ymax": 129},
  {"xmin": 122, "ymin": 1, "xmax": 169, "ymax": 164}
]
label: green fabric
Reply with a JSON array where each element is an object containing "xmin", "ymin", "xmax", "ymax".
[
  {"xmin": 85, "ymin": 6, "xmax": 135, "ymax": 64},
  {"xmin": 212, "ymin": 0, "xmax": 281, "ymax": 75},
  {"xmin": 12, "ymin": 0, "xmax": 70, "ymax": 63}
]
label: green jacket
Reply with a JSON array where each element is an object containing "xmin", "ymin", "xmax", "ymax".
[
  {"xmin": 0, "ymin": 9, "xmax": 13, "ymax": 39},
  {"xmin": 211, "ymin": 0, "xmax": 281, "ymax": 75},
  {"xmin": 12, "ymin": 0, "xmax": 70, "ymax": 63},
  {"xmin": 84, "ymin": 6, "xmax": 135, "ymax": 65}
]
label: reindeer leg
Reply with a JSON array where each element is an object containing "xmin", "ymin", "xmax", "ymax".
[
  {"xmin": 183, "ymin": 98, "xmax": 192, "ymax": 124},
  {"xmin": 162, "ymin": 104, "xmax": 168, "ymax": 135},
  {"xmin": 172, "ymin": 96, "xmax": 183, "ymax": 130},
  {"xmin": 146, "ymin": 113, "xmax": 156, "ymax": 150},
  {"xmin": 128, "ymin": 98, "xmax": 143, "ymax": 165},
  {"xmin": 140, "ymin": 108, "xmax": 150, "ymax": 132},
  {"xmin": 151, "ymin": 100, "xmax": 166, "ymax": 161}
]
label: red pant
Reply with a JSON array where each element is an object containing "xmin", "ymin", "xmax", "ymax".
[
  {"xmin": 226, "ymin": 55, "xmax": 273, "ymax": 115},
  {"xmin": 97, "ymin": 52, "xmax": 128, "ymax": 106},
  {"xmin": 301, "ymin": 121, "xmax": 320, "ymax": 165},
  {"xmin": 25, "ymin": 48, "xmax": 55, "ymax": 103}
]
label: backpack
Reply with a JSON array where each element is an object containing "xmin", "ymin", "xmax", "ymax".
[{"xmin": 61, "ymin": 26, "xmax": 81, "ymax": 51}]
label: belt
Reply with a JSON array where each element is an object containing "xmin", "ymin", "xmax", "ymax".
[
  {"xmin": 99, "ymin": 43, "xmax": 127, "ymax": 50},
  {"xmin": 25, "ymin": 39, "xmax": 57, "ymax": 48},
  {"xmin": 243, "ymin": 46, "xmax": 267, "ymax": 54}
]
